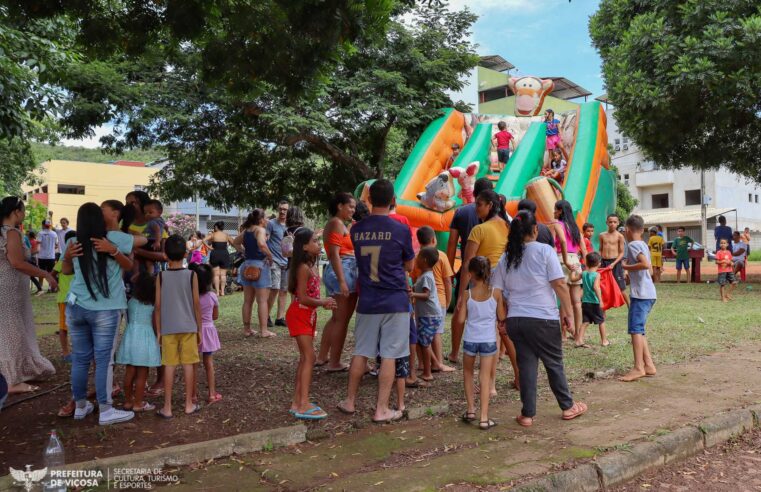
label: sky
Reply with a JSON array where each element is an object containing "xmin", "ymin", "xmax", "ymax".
[
  {"xmin": 448, "ymin": 0, "xmax": 604, "ymax": 107},
  {"xmin": 64, "ymin": 0, "xmax": 604, "ymax": 148}
]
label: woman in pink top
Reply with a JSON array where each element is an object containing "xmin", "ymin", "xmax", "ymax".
[{"xmin": 550, "ymin": 200, "xmax": 587, "ymax": 340}]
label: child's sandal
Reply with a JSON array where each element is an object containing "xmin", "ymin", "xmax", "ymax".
[
  {"xmin": 208, "ymin": 393, "xmax": 223, "ymax": 405},
  {"xmin": 461, "ymin": 412, "xmax": 476, "ymax": 423},
  {"xmin": 479, "ymin": 419, "xmax": 497, "ymax": 430}
]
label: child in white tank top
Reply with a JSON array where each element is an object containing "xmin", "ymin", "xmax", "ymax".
[{"xmin": 454, "ymin": 256, "xmax": 506, "ymax": 430}]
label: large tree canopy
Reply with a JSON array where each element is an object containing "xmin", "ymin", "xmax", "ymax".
[
  {"xmin": 0, "ymin": 0, "xmax": 394, "ymax": 195},
  {"xmin": 140, "ymin": 3, "xmax": 479, "ymax": 212},
  {"xmin": 590, "ymin": 0, "xmax": 761, "ymax": 181}
]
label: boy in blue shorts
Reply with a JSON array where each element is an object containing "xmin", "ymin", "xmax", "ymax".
[
  {"xmin": 337, "ymin": 179, "xmax": 415, "ymax": 423},
  {"xmin": 410, "ymin": 247, "xmax": 442, "ymax": 384},
  {"xmin": 620, "ymin": 215, "xmax": 657, "ymax": 382}
]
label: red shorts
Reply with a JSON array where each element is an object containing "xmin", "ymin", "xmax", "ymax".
[{"xmin": 286, "ymin": 302, "xmax": 317, "ymax": 337}]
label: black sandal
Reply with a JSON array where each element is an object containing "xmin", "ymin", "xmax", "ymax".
[
  {"xmin": 479, "ymin": 419, "xmax": 497, "ymax": 430},
  {"xmin": 462, "ymin": 412, "xmax": 476, "ymax": 423}
]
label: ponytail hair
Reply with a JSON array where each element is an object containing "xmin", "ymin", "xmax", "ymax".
[
  {"xmin": 554, "ymin": 200, "xmax": 581, "ymax": 247},
  {"xmin": 468, "ymin": 256, "xmax": 492, "ymax": 285},
  {"xmin": 103, "ymin": 199, "xmax": 135, "ymax": 233},
  {"xmin": 242, "ymin": 209, "xmax": 265, "ymax": 229},
  {"xmin": 505, "ymin": 210, "xmax": 537, "ymax": 271},
  {"xmin": 476, "ymin": 190, "xmax": 509, "ymax": 224}
]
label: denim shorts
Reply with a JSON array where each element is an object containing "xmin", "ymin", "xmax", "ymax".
[
  {"xmin": 323, "ymin": 256, "xmax": 358, "ymax": 296},
  {"xmin": 237, "ymin": 259, "xmax": 272, "ymax": 288},
  {"xmin": 717, "ymin": 271, "xmax": 737, "ymax": 286},
  {"xmin": 497, "ymin": 148, "xmax": 510, "ymax": 164},
  {"xmin": 675, "ymin": 258, "xmax": 690, "ymax": 270},
  {"xmin": 463, "ymin": 341, "xmax": 498, "ymax": 357},
  {"xmin": 628, "ymin": 297, "xmax": 656, "ymax": 335}
]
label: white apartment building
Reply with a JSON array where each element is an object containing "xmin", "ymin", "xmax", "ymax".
[{"xmin": 600, "ymin": 98, "xmax": 761, "ymax": 250}]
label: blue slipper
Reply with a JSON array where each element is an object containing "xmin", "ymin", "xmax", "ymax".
[{"xmin": 294, "ymin": 405, "xmax": 327, "ymax": 420}]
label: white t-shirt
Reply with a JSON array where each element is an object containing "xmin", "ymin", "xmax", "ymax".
[
  {"xmin": 492, "ymin": 242, "xmax": 564, "ymax": 320},
  {"xmin": 732, "ymin": 240, "xmax": 747, "ymax": 261},
  {"xmin": 55, "ymin": 227, "xmax": 73, "ymax": 251},
  {"xmin": 38, "ymin": 229, "xmax": 58, "ymax": 259}
]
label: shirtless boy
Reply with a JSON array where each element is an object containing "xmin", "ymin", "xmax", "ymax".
[{"xmin": 598, "ymin": 214, "xmax": 629, "ymax": 307}]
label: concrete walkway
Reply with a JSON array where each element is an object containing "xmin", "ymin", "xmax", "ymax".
[{"xmin": 168, "ymin": 343, "xmax": 761, "ymax": 491}]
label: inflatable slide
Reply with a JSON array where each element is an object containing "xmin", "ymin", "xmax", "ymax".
[{"xmin": 355, "ymin": 98, "xmax": 616, "ymax": 250}]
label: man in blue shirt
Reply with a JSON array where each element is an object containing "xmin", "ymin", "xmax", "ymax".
[
  {"xmin": 266, "ymin": 200, "xmax": 290, "ymax": 327},
  {"xmin": 338, "ymin": 180, "xmax": 414, "ymax": 423}
]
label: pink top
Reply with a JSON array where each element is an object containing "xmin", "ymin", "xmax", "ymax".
[{"xmin": 554, "ymin": 221, "xmax": 580, "ymax": 254}]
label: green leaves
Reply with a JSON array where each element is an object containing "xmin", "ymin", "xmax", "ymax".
[{"xmin": 590, "ymin": 0, "xmax": 761, "ymax": 182}]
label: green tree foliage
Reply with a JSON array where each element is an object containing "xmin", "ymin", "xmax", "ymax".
[
  {"xmin": 612, "ymin": 166, "xmax": 638, "ymax": 219},
  {"xmin": 30, "ymin": 142, "xmax": 166, "ymax": 165},
  {"xmin": 590, "ymin": 1, "xmax": 761, "ymax": 181},
  {"xmin": 0, "ymin": 0, "xmax": 393, "ymax": 198},
  {"xmin": 22, "ymin": 198, "xmax": 48, "ymax": 233},
  {"xmin": 145, "ymin": 3, "xmax": 478, "ymax": 213}
]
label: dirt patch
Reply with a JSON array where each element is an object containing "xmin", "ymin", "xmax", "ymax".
[{"xmin": 0, "ymin": 304, "xmax": 517, "ymax": 473}]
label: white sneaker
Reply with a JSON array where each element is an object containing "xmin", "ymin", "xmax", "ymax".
[
  {"xmin": 99, "ymin": 408, "xmax": 134, "ymax": 426},
  {"xmin": 73, "ymin": 401, "xmax": 94, "ymax": 420}
]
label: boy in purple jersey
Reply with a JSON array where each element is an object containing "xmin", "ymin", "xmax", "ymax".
[{"xmin": 337, "ymin": 179, "xmax": 415, "ymax": 423}]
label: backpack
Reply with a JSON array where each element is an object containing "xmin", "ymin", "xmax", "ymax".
[{"xmin": 281, "ymin": 230, "xmax": 296, "ymax": 258}]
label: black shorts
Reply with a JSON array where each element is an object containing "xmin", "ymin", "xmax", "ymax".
[
  {"xmin": 209, "ymin": 250, "xmax": 231, "ymax": 269},
  {"xmin": 38, "ymin": 258, "xmax": 55, "ymax": 272},
  {"xmin": 601, "ymin": 258, "xmax": 626, "ymax": 291},
  {"xmin": 582, "ymin": 302, "xmax": 605, "ymax": 325},
  {"xmin": 497, "ymin": 148, "xmax": 510, "ymax": 164}
]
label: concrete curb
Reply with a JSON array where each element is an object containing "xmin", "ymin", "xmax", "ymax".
[
  {"xmin": 0, "ymin": 424, "xmax": 306, "ymax": 492},
  {"xmin": 512, "ymin": 407, "xmax": 759, "ymax": 491}
]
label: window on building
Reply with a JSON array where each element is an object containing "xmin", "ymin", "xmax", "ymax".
[
  {"xmin": 624, "ymin": 173, "xmax": 630, "ymax": 185},
  {"xmin": 652, "ymin": 193, "xmax": 669, "ymax": 209},
  {"xmin": 750, "ymin": 194, "xmax": 753, "ymax": 203},
  {"xmin": 756, "ymin": 195, "xmax": 759, "ymax": 203},
  {"xmin": 480, "ymin": 88, "xmax": 507, "ymax": 103},
  {"xmin": 57, "ymin": 184, "xmax": 85, "ymax": 195},
  {"xmin": 685, "ymin": 189, "xmax": 701, "ymax": 206},
  {"xmin": 623, "ymin": 137, "xmax": 630, "ymax": 144}
]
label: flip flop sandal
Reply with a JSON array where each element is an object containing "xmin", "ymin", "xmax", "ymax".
[
  {"xmin": 372, "ymin": 410, "xmax": 404, "ymax": 424},
  {"xmin": 134, "ymin": 403, "xmax": 156, "ymax": 413},
  {"xmin": 294, "ymin": 405, "xmax": 328, "ymax": 420},
  {"xmin": 516, "ymin": 415, "xmax": 534, "ymax": 427},
  {"xmin": 313, "ymin": 361, "xmax": 328, "ymax": 368},
  {"xmin": 185, "ymin": 404, "xmax": 202, "ymax": 415},
  {"xmin": 479, "ymin": 419, "xmax": 497, "ymax": 430},
  {"xmin": 207, "ymin": 393, "xmax": 223, "ymax": 405},
  {"xmin": 156, "ymin": 409, "xmax": 173, "ymax": 419},
  {"xmin": 562, "ymin": 402, "xmax": 588, "ymax": 421},
  {"xmin": 58, "ymin": 401, "xmax": 76, "ymax": 418},
  {"xmin": 336, "ymin": 403, "xmax": 355, "ymax": 415},
  {"xmin": 145, "ymin": 388, "xmax": 164, "ymax": 398},
  {"xmin": 326, "ymin": 365, "xmax": 349, "ymax": 373},
  {"xmin": 461, "ymin": 412, "xmax": 477, "ymax": 423}
]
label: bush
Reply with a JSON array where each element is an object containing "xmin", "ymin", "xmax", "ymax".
[{"xmin": 748, "ymin": 250, "xmax": 761, "ymax": 262}]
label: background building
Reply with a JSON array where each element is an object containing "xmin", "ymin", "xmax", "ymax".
[
  {"xmin": 600, "ymin": 96, "xmax": 761, "ymax": 249},
  {"xmin": 23, "ymin": 160, "xmax": 158, "ymax": 229}
]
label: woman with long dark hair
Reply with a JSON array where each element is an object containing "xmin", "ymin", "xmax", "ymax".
[
  {"xmin": 495, "ymin": 210, "xmax": 587, "ymax": 427},
  {"xmin": 124, "ymin": 191, "xmax": 165, "ymax": 267},
  {"xmin": 205, "ymin": 221, "xmax": 235, "ymax": 296},
  {"xmin": 551, "ymin": 200, "xmax": 587, "ymax": 339},
  {"xmin": 458, "ymin": 189, "xmax": 516, "ymax": 395},
  {"xmin": 0, "ymin": 197, "xmax": 57, "ymax": 393},
  {"xmin": 317, "ymin": 192, "xmax": 358, "ymax": 372},
  {"xmin": 233, "ymin": 209, "xmax": 275, "ymax": 337},
  {"xmin": 62, "ymin": 201, "xmax": 146, "ymax": 425}
]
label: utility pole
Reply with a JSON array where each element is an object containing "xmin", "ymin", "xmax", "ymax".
[
  {"xmin": 700, "ymin": 169, "xmax": 707, "ymax": 250},
  {"xmin": 195, "ymin": 193, "xmax": 200, "ymax": 231}
]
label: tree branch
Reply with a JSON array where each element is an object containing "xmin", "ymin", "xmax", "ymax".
[{"xmin": 284, "ymin": 132, "xmax": 374, "ymax": 179}]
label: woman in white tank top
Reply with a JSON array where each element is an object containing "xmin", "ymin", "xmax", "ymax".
[{"xmin": 454, "ymin": 256, "xmax": 506, "ymax": 431}]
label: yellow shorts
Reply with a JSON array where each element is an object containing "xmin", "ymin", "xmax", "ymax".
[
  {"xmin": 651, "ymin": 255, "xmax": 663, "ymax": 268},
  {"xmin": 58, "ymin": 303, "xmax": 67, "ymax": 331},
  {"xmin": 161, "ymin": 333, "xmax": 200, "ymax": 366}
]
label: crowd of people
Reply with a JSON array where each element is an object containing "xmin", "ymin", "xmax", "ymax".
[{"xmin": 0, "ymin": 178, "xmax": 754, "ymax": 427}]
